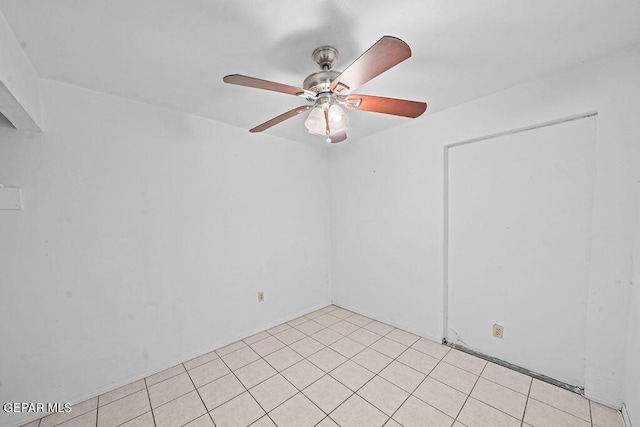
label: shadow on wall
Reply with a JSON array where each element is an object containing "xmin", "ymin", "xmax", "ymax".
[{"xmin": 0, "ymin": 111, "xmax": 15, "ymax": 129}]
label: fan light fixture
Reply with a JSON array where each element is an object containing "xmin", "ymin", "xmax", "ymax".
[
  {"xmin": 223, "ymin": 36, "xmax": 427, "ymax": 144},
  {"xmin": 304, "ymin": 103, "xmax": 349, "ymax": 142}
]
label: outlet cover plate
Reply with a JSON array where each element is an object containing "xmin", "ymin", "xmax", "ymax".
[{"xmin": 493, "ymin": 324, "xmax": 504, "ymax": 339}]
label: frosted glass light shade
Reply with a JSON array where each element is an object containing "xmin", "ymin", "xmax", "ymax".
[
  {"xmin": 305, "ymin": 104, "xmax": 349, "ymax": 137},
  {"xmin": 327, "ymin": 105, "xmax": 349, "ymax": 132},
  {"xmin": 304, "ymin": 106, "xmax": 326, "ymax": 135}
]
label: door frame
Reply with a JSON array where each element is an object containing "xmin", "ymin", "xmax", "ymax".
[{"xmin": 441, "ymin": 111, "xmax": 598, "ymax": 341}]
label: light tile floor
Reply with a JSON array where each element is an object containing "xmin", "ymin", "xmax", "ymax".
[{"xmin": 24, "ymin": 305, "xmax": 624, "ymax": 427}]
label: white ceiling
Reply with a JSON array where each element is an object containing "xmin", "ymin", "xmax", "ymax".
[{"xmin": 1, "ymin": 0, "xmax": 640, "ymax": 144}]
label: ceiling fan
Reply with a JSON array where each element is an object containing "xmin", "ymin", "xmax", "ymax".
[{"xmin": 223, "ymin": 36, "xmax": 427, "ymax": 144}]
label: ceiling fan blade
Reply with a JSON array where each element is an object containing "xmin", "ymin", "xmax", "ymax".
[
  {"xmin": 329, "ymin": 36, "xmax": 412, "ymax": 95},
  {"xmin": 345, "ymin": 94, "xmax": 427, "ymax": 118},
  {"xmin": 249, "ymin": 105, "xmax": 311, "ymax": 133},
  {"xmin": 330, "ymin": 131, "xmax": 348, "ymax": 144},
  {"xmin": 223, "ymin": 74, "xmax": 308, "ymax": 97}
]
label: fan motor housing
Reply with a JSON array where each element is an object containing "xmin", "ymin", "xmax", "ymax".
[{"xmin": 303, "ymin": 70, "xmax": 340, "ymax": 93}]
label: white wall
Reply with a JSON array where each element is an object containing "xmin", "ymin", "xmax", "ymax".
[
  {"xmin": 447, "ymin": 117, "xmax": 596, "ymax": 387},
  {"xmin": 329, "ymin": 44, "xmax": 640, "ymax": 407},
  {"xmin": 623, "ymin": 188, "xmax": 640, "ymax": 423},
  {"xmin": 0, "ymin": 79, "xmax": 331, "ymax": 427}
]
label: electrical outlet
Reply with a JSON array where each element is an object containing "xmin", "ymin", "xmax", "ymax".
[
  {"xmin": 257, "ymin": 291, "xmax": 264, "ymax": 302},
  {"xmin": 493, "ymin": 324, "xmax": 504, "ymax": 339}
]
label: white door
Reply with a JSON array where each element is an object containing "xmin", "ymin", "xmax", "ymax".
[{"xmin": 447, "ymin": 116, "xmax": 596, "ymax": 387}]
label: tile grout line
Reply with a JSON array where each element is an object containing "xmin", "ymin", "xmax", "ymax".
[
  {"xmin": 350, "ymin": 341, "xmax": 421, "ymax": 426},
  {"xmin": 188, "ymin": 353, "xmax": 250, "ymax": 391},
  {"xmin": 436, "ymin": 357, "xmax": 488, "ymax": 377},
  {"xmin": 406, "ymin": 350, "xmax": 547, "ymax": 425},
  {"xmin": 310, "ymin": 323, "xmax": 428, "ymax": 424},
  {"xmin": 291, "ymin": 309, "xmax": 375, "ymax": 423},
  {"xmin": 293, "ymin": 314, "xmax": 465, "ymax": 425},
  {"xmin": 93, "ymin": 382, "xmax": 147, "ymax": 413},
  {"xmin": 413, "ymin": 360, "xmax": 548, "ymax": 424},
  {"xmin": 183, "ymin": 362, "xmax": 217, "ymax": 427},
  {"xmin": 453, "ymin": 360, "xmax": 489, "ymax": 424},
  {"xmin": 120, "ymin": 412, "xmax": 155, "ymax": 427},
  {"xmin": 143, "ymin": 378, "xmax": 157, "ymax": 427},
  {"xmin": 146, "ymin": 369, "xmax": 186, "ymax": 391},
  {"xmin": 78, "ymin": 323, "xmax": 317, "ymax": 425},
  {"xmin": 527, "ymin": 395, "xmax": 594, "ymax": 425},
  {"xmin": 248, "ymin": 345, "xmax": 329, "ymax": 424},
  {"xmin": 247, "ymin": 336, "xmax": 288, "ymax": 360},
  {"xmin": 214, "ymin": 344, "xmax": 280, "ymax": 427},
  {"xmin": 187, "ymin": 372, "xmax": 243, "ymax": 420},
  {"xmin": 449, "ymin": 355, "xmax": 595, "ymax": 423},
  {"xmin": 140, "ymin": 373, "xmax": 200, "ymax": 421},
  {"xmin": 183, "ymin": 351, "xmax": 222, "ymax": 371},
  {"xmin": 239, "ymin": 310, "xmax": 390, "ymax": 424},
  {"xmin": 310, "ymin": 320, "xmax": 399, "ymax": 425},
  {"xmin": 384, "ymin": 343, "xmax": 453, "ymax": 425},
  {"xmin": 37, "ymin": 399, "xmax": 98, "ymax": 427},
  {"xmin": 253, "ymin": 312, "xmax": 367, "ymax": 422},
  {"xmin": 479, "ymin": 371, "xmax": 531, "ymax": 397},
  {"xmin": 521, "ymin": 376, "xmax": 533, "ymax": 427},
  {"xmin": 452, "ymin": 362, "xmax": 539, "ymax": 425}
]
